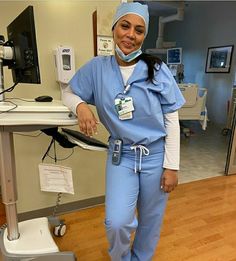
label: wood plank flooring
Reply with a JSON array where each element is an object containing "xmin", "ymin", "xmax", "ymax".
[
  {"xmin": 1, "ymin": 175, "xmax": 236, "ymax": 260},
  {"xmin": 54, "ymin": 175, "xmax": 236, "ymax": 261}
]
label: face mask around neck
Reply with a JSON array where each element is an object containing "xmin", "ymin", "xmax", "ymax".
[{"xmin": 115, "ymin": 44, "xmax": 142, "ymax": 63}]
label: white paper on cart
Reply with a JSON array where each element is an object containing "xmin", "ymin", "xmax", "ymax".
[{"xmin": 38, "ymin": 163, "xmax": 74, "ymax": 194}]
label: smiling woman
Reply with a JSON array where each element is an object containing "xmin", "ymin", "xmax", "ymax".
[
  {"xmin": 111, "ymin": 2, "xmax": 148, "ymax": 66},
  {"xmin": 112, "ymin": 14, "xmax": 145, "ymax": 65},
  {"xmin": 61, "ymin": 2, "xmax": 185, "ymax": 260}
]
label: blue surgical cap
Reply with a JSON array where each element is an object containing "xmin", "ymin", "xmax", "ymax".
[{"xmin": 112, "ymin": 2, "xmax": 149, "ymax": 37}]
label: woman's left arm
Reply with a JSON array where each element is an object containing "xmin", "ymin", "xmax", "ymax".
[{"xmin": 161, "ymin": 111, "xmax": 180, "ymax": 193}]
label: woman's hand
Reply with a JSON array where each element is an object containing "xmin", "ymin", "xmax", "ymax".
[
  {"xmin": 161, "ymin": 169, "xmax": 178, "ymax": 193},
  {"xmin": 76, "ymin": 102, "xmax": 99, "ymax": 137}
]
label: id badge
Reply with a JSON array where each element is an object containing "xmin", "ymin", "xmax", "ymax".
[
  {"xmin": 119, "ymin": 112, "xmax": 133, "ymax": 120},
  {"xmin": 115, "ymin": 97, "xmax": 134, "ymax": 117}
]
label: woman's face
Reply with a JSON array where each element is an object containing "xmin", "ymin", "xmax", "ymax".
[{"xmin": 113, "ymin": 14, "xmax": 146, "ymax": 55}]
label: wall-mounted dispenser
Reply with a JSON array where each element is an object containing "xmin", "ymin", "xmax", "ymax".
[{"xmin": 54, "ymin": 46, "xmax": 75, "ymax": 84}]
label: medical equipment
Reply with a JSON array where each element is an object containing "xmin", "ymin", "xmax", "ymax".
[
  {"xmin": 0, "ymin": 6, "xmax": 41, "ymax": 102},
  {"xmin": 178, "ymin": 83, "xmax": 208, "ymax": 134},
  {"xmin": 0, "ymin": 100, "xmax": 78, "ymax": 261},
  {"xmin": 54, "ymin": 46, "xmax": 75, "ymax": 84},
  {"xmin": 167, "ymin": 47, "xmax": 182, "ymax": 65},
  {"xmin": 0, "ymin": 99, "xmax": 109, "ymax": 260},
  {"xmin": 166, "ymin": 47, "xmax": 184, "ymax": 83},
  {"xmin": 0, "ymin": 6, "xmax": 78, "ymax": 261}
]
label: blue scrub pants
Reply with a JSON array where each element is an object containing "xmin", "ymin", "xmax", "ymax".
[{"xmin": 105, "ymin": 142, "xmax": 168, "ymax": 261}]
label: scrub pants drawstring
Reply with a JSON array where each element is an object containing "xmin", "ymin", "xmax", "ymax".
[{"xmin": 130, "ymin": 145, "xmax": 150, "ymax": 173}]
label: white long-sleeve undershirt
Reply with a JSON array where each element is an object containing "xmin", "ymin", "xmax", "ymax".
[
  {"xmin": 61, "ymin": 84, "xmax": 180, "ymax": 170},
  {"xmin": 61, "ymin": 83, "xmax": 84, "ymax": 115},
  {"xmin": 163, "ymin": 111, "xmax": 180, "ymax": 170}
]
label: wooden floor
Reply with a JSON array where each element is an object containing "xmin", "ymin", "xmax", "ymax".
[{"xmin": 2, "ymin": 175, "xmax": 236, "ymax": 260}]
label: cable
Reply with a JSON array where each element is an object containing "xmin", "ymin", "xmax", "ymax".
[
  {"xmin": 41, "ymin": 127, "xmax": 76, "ymax": 148},
  {"xmin": 0, "ymin": 223, "xmax": 7, "ymax": 231},
  {"xmin": 41, "ymin": 137, "xmax": 54, "ymax": 162},
  {"xmin": 41, "ymin": 138, "xmax": 61, "ymax": 217},
  {"xmin": 0, "ymin": 100, "xmax": 17, "ymax": 114},
  {"xmin": 52, "ymin": 192, "xmax": 63, "ymax": 217},
  {"xmin": 44, "ymin": 148, "xmax": 75, "ymax": 161},
  {"xmin": 53, "ymin": 139, "xmax": 57, "ymax": 163},
  {"xmin": 51, "ymin": 139, "xmax": 62, "ymax": 219},
  {"xmin": 6, "ymin": 97, "xmax": 36, "ymax": 103},
  {"xmin": 0, "ymin": 81, "xmax": 19, "ymax": 96},
  {"xmin": 41, "ymin": 136, "xmax": 75, "ymax": 218},
  {"xmin": 14, "ymin": 131, "xmax": 42, "ymax": 138}
]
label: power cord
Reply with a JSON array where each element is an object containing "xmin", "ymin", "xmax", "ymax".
[
  {"xmin": 6, "ymin": 97, "xmax": 36, "ymax": 102},
  {"xmin": 0, "ymin": 81, "xmax": 19, "ymax": 96},
  {"xmin": 41, "ymin": 136, "xmax": 75, "ymax": 162},
  {"xmin": 41, "ymin": 127, "xmax": 76, "ymax": 149},
  {"xmin": 0, "ymin": 83, "xmax": 21, "ymax": 114},
  {"xmin": 0, "ymin": 100, "xmax": 17, "ymax": 114},
  {"xmin": 42, "ymin": 138, "xmax": 62, "ymax": 219},
  {"xmin": 14, "ymin": 131, "xmax": 42, "ymax": 138},
  {"xmin": 41, "ymin": 136, "xmax": 75, "ymax": 237},
  {"xmin": 0, "ymin": 96, "xmax": 34, "ymax": 116},
  {"xmin": 41, "ymin": 136, "xmax": 75, "ymax": 220}
]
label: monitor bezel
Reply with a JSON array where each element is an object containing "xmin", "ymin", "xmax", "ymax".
[
  {"xmin": 167, "ymin": 47, "xmax": 182, "ymax": 65},
  {"xmin": 5, "ymin": 5, "xmax": 41, "ymax": 84}
]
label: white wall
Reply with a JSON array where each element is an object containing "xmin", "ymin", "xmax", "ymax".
[{"xmin": 0, "ymin": 1, "xmax": 120, "ymax": 213}]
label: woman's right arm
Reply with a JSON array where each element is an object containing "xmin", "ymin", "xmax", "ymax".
[{"xmin": 61, "ymin": 84, "xmax": 99, "ymax": 136}]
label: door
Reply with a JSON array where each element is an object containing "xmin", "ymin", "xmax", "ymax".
[{"xmin": 225, "ymin": 101, "xmax": 236, "ymax": 175}]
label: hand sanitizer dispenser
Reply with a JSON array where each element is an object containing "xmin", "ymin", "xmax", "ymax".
[{"xmin": 54, "ymin": 46, "xmax": 75, "ymax": 84}]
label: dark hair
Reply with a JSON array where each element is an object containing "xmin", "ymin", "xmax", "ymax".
[{"xmin": 137, "ymin": 53, "xmax": 162, "ymax": 82}]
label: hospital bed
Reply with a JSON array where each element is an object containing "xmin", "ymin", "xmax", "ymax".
[{"xmin": 178, "ymin": 83, "xmax": 208, "ymax": 135}]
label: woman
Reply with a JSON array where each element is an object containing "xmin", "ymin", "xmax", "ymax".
[{"xmin": 62, "ymin": 2, "xmax": 185, "ymax": 260}]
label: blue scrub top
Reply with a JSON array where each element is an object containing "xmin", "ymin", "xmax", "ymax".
[{"xmin": 70, "ymin": 56, "xmax": 185, "ymax": 146}]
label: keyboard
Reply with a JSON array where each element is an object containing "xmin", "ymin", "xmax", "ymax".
[{"xmin": 61, "ymin": 128, "xmax": 108, "ymax": 149}]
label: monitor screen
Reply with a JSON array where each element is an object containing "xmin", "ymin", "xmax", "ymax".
[
  {"xmin": 167, "ymin": 47, "xmax": 182, "ymax": 65},
  {"xmin": 6, "ymin": 6, "xmax": 40, "ymax": 84}
]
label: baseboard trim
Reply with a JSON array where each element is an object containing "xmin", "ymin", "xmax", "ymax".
[{"xmin": 18, "ymin": 195, "xmax": 105, "ymax": 221}]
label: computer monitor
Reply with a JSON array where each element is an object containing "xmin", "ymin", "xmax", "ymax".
[
  {"xmin": 167, "ymin": 47, "xmax": 182, "ymax": 65},
  {"xmin": 4, "ymin": 5, "xmax": 41, "ymax": 84}
]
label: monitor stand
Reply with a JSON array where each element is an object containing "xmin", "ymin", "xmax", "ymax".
[
  {"xmin": 0, "ymin": 217, "xmax": 76, "ymax": 261},
  {"xmin": 0, "ymin": 35, "xmax": 77, "ymax": 261},
  {"xmin": 0, "ymin": 50, "xmax": 5, "ymax": 102},
  {"xmin": 0, "ymin": 121, "xmax": 77, "ymax": 261},
  {"xmin": 0, "ymin": 104, "xmax": 77, "ymax": 260}
]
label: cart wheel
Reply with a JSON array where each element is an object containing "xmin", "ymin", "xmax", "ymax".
[
  {"xmin": 221, "ymin": 128, "xmax": 230, "ymax": 136},
  {"xmin": 182, "ymin": 128, "xmax": 190, "ymax": 138},
  {"xmin": 54, "ymin": 223, "xmax": 66, "ymax": 237}
]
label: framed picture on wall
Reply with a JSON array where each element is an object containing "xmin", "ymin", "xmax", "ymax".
[{"xmin": 205, "ymin": 45, "xmax": 234, "ymax": 73}]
